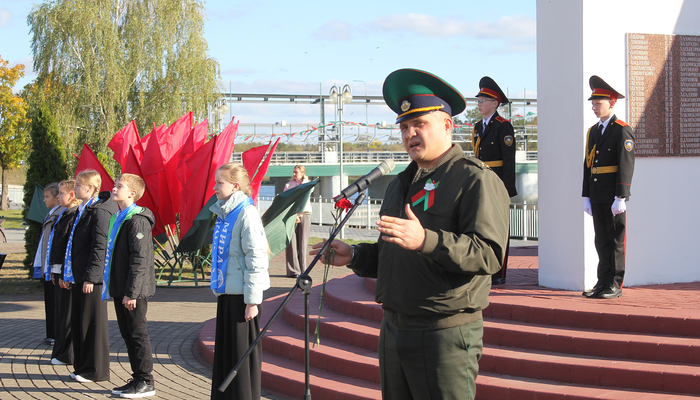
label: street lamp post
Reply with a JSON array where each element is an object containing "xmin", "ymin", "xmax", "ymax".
[
  {"xmin": 353, "ymin": 80, "xmax": 368, "ymax": 136},
  {"xmin": 212, "ymin": 99, "xmax": 229, "ymax": 134},
  {"xmin": 329, "ymin": 84, "xmax": 353, "ymax": 193},
  {"xmin": 329, "ymin": 84, "xmax": 352, "ymax": 238}
]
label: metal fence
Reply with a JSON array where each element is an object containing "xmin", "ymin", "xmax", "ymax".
[
  {"xmin": 233, "ymin": 150, "xmax": 538, "ymax": 165},
  {"xmin": 258, "ymin": 196, "xmax": 538, "ymax": 240}
]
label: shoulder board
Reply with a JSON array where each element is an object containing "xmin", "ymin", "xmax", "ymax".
[
  {"xmin": 615, "ymin": 119, "xmax": 629, "ymax": 127},
  {"xmin": 495, "ymin": 116, "xmax": 507, "ymax": 123}
]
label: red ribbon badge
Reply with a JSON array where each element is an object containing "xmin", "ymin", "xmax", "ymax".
[{"xmin": 411, "ymin": 179, "xmax": 439, "ymax": 211}]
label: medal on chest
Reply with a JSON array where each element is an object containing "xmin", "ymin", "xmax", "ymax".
[{"xmin": 411, "ymin": 179, "xmax": 439, "ymax": 211}]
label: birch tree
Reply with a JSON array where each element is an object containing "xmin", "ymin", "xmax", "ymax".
[{"xmin": 27, "ymin": 0, "xmax": 220, "ymax": 165}]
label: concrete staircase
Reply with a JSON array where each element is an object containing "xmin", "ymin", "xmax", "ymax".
[{"xmin": 200, "ymin": 273, "xmax": 700, "ymax": 399}]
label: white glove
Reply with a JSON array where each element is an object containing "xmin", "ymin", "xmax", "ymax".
[
  {"xmin": 611, "ymin": 197, "xmax": 626, "ymax": 216},
  {"xmin": 583, "ymin": 197, "xmax": 592, "ymax": 216}
]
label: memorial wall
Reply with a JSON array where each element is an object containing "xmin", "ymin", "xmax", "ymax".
[{"xmin": 628, "ymin": 33, "xmax": 700, "ymax": 157}]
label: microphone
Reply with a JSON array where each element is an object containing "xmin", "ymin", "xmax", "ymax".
[{"xmin": 333, "ymin": 160, "xmax": 396, "ymax": 202}]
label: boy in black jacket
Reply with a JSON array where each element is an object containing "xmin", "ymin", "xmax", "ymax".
[{"xmin": 103, "ymin": 173, "xmax": 157, "ymax": 398}]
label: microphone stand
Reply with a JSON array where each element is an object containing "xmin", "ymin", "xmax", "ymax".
[{"xmin": 218, "ymin": 192, "xmax": 368, "ymax": 399}]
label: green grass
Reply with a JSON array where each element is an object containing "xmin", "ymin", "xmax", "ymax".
[
  {"xmin": 0, "ymin": 253, "xmax": 42, "ymax": 295},
  {"xmin": 0, "ymin": 210, "xmax": 27, "ymax": 229}
]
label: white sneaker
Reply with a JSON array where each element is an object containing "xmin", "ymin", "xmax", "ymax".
[
  {"xmin": 72, "ymin": 374, "xmax": 93, "ymax": 383},
  {"xmin": 51, "ymin": 358, "xmax": 68, "ymax": 365}
]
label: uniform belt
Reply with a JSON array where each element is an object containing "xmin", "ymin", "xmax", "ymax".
[
  {"xmin": 484, "ymin": 160, "xmax": 504, "ymax": 168},
  {"xmin": 591, "ymin": 166, "xmax": 618, "ymax": 174}
]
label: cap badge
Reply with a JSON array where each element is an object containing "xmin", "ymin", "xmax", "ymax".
[{"xmin": 401, "ymin": 100, "xmax": 411, "ymax": 112}]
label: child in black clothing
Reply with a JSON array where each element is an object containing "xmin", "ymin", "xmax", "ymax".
[
  {"xmin": 65, "ymin": 170, "xmax": 117, "ymax": 383},
  {"xmin": 104, "ymin": 173, "xmax": 157, "ymax": 398},
  {"xmin": 33, "ymin": 183, "xmax": 62, "ymax": 345},
  {"xmin": 49, "ymin": 180, "xmax": 81, "ymax": 366}
]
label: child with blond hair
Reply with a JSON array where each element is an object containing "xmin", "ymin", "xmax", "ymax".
[{"xmin": 209, "ymin": 163, "xmax": 270, "ymax": 400}]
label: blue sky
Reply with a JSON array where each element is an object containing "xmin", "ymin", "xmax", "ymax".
[{"xmin": 1, "ymin": 0, "xmax": 537, "ymax": 125}]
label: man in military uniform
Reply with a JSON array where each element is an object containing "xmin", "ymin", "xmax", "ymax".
[
  {"xmin": 582, "ymin": 75, "xmax": 635, "ymax": 299},
  {"xmin": 311, "ymin": 69, "xmax": 510, "ymax": 400},
  {"xmin": 473, "ymin": 76, "xmax": 516, "ymax": 285}
]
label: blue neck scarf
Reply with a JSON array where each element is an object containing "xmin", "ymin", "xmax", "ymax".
[
  {"xmin": 211, "ymin": 196, "xmax": 254, "ymax": 293},
  {"xmin": 102, "ymin": 203, "xmax": 141, "ymax": 301},
  {"xmin": 32, "ymin": 207, "xmax": 59, "ymax": 279},
  {"xmin": 44, "ymin": 208, "xmax": 67, "ymax": 281},
  {"xmin": 64, "ymin": 197, "xmax": 96, "ymax": 282}
]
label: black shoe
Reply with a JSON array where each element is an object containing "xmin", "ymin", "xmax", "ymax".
[
  {"xmin": 112, "ymin": 379, "xmax": 137, "ymax": 395},
  {"xmin": 44, "ymin": 338, "xmax": 55, "ymax": 345},
  {"xmin": 492, "ymin": 277, "xmax": 506, "ymax": 285},
  {"xmin": 582, "ymin": 284, "xmax": 605, "ymax": 298},
  {"xmin": 120, "ymin": 380, "xmax": 155, "ymax": 398},
  {"xmin": 598, "ymin": 286, "xmax": 622, "ymax": 299}
]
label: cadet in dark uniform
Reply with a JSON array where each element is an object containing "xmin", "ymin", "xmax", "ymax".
[
  {"xmin": 311, "ymin": 69, "xmax": 510, "ymax": 400},
  {"xmin": 473, "ymin": 76, "xmax": 516, "ymax": 285},
  {"xmin": 581, "ymin": 75, "xmax": 635, "ymax": 299}
]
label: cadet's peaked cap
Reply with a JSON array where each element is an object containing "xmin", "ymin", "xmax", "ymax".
[
  {"xmin": 383, "ymin": 68, "xmax": 466, "ymax": 124},
  {"xmin": 588, "ymin": 75, "xmax": 625, "ymax": 100},
  {"xmin": 476, "ymin": 76, "xmax": 509, "ymax": 105}
]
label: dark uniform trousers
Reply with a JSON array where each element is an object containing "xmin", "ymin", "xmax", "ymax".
[
  {"xmin": 71, "ymin": 284, "xmax": 110, "ymax": 382},
  {"xmin": 591, "ymin": 202, "xmax": 626, "ymax": 289},
  {"xmin": 379, "ymin": 317, "xmax": 484, "ymax": 400},
  {"xmin": 51, "ymin": 281, "xmax": 73, "ymax": 364},
  {"xmin": 114, "ymin": 297, "xmax": 154, "ymax": 384},
  {"xmin": 44, "ymin": 280, "xmax": 55, "ymax": 339}
]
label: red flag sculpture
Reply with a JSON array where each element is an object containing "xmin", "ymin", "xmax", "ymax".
[
  {"xmin": 74, "ymin": 144, "xmax": 115, "ymax": 193},
  {"xmin": 176, "ymin": 119, "xmax": 208, "ymax": 185},
  {"xmin": 178, "ymin": 119, "xmax": 238, "ymax": 239},
  {"xmin": 160, "ymin": 112, "xmax": 193, "ymax": 213},
  {"xmin": 108, "ymin": 120, "xmax": 143, "ymax": 165},
  {"xmin": 123, "ymin": 147, "xmax": 166, "ymax": 236},
  {"xmin": 243, "ymin": 137, "xmax": 280, "ymax": 204}
]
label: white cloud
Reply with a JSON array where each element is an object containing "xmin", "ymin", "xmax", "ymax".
[
  {"xmin": 367, "ymin": 14, "xmax": 535, "ymax": 40},
  {"xmin": 311, "ymin": 20, "xmax": 353, "ymax": 41},
  {"xmin": 369, "ymin": 14, "xmax": 468, "ymax": 37},
  {"xmin": 469, "ymin": 15, "xmax": 536, "ymax": 39},
  {"xmin": 0, "ymin": 8, "xmax": 10, "ymax": 27},
  {"xmin": 9, "ymin": 56, "xmax": 34, "ymax": 76}
]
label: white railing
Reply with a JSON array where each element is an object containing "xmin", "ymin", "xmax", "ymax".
[{"xmin": 258, "ymin": 196, "xmax": 538, "ymax": 240}]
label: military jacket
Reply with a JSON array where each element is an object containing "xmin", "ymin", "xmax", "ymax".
[
  {"xmin": 473, "ymin": 111, "xmax": 517, "ymax": 197},
  {"xmin": 350, "ymin": 145, "xmax": 510, "ymax": 324},
  {"xmin": 582, "ymin": 115, "xmax": 635, "ymax": 203}
]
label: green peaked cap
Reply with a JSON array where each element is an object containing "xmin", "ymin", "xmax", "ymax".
[{"xmin": 383, "ymin": 68, "xmax": 466, "ymax": 123}]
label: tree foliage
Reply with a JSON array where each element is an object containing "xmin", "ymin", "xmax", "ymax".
[
  {"xmin": 0, "ymin": 57, "xmax": 30, "ymax": 211},
  {"xmin": 22, "ymin": 103, "xmax": 69, "ymax": 270},
  {"xmin": 27, "ymin": 0, "xmax": 220, "ymax": 170}
]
